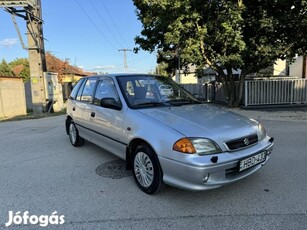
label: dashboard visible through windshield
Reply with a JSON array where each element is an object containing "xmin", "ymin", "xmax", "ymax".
[{"xmin": 116, "ymin": 75, "xmax": 200, "ymax": 108}]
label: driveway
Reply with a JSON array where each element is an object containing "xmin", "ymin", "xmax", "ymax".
[{"xmin": 0, "ymin": 112, "xmax": 306, "ymax": 229}]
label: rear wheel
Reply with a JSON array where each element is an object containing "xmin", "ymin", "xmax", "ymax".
[
  {"xmin": 68, "ymin": 120, "xmax": 84, "ymax": 147},
  {"xmin": 132, "ymin": 144, "xmax": 163, "ymax": 194}
]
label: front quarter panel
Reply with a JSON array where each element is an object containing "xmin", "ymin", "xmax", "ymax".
[{"xmin": 123, "ymin": 109, "xmax": 184, "ymax": 160}]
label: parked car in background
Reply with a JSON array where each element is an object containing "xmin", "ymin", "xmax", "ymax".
[
  {"xmin": 159, "ymin": 84, "xmax": 173, "ymax": 96},
  {"xmin": 65, "ymin": 74, "xmax": 274, "ymax": 194}
]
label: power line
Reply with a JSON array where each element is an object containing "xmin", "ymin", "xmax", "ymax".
[
  {"xmin": 74, "ymin": 0, "xmax": 117, "ymax": 50},
  {"xmin": 128, "ymin": 52, "xmax": 157, "ymax": 67},
  {"xmin": 89, "ymin": 0, "xmax": 124, "ymax": 48},
  {"xmin": 118, "ymin": 48, "xmax": 132, "ymax": 69},
  {"xmin": 99, "ymin": 1, "xmax": 130, "ymax": 48}
]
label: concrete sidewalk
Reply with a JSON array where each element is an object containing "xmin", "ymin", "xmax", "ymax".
[{"xmin": 226, "ymin": 106, "xmax": 307, "ymax": 122}]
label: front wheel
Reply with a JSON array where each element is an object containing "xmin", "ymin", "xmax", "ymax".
[
  {"xmin": 132, "ymin": 144, "xmax": 163, "ymax": 194},
  {"xmin": 68, "ymin": 120, "xmax": 84, "ymax": 147}
]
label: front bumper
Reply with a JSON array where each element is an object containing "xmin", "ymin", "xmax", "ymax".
[{"xmin": 159, "ymin": 140, "xmax": 274, "ymax": 191}]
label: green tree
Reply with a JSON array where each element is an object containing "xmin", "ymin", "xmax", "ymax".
[
  {"xmin": 0, "ymin": 59, "xmax": 13, "ymax": 76},
  {"xmin": 133, "ymin": 0, "xmax": 307, "ymax": 107},
  {"xmin": 9, "ymin": 58, "xmax": 30, "ymax": 81},
  {"xmin": 155, "ymin": 62, "xmax": 171, "ymax": 77}
]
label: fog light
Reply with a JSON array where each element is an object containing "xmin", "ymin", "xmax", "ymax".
[{"xmin": 202, "ymin": 174, "xmax": 210, "ymax": 183}]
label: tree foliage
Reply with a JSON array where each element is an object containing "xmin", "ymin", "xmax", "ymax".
[
  {"xmin": 0, "ymin": 53, "xmax": 90, "ymax": 82},
  {"xmin": 133, "ymin": 0, "xmax": 307, "ymax": 107},
  {"xmin": 0, "ymin": 59, "xmax": 13, "ymax": 76},
  {"xmin": 9, "ymin": 58, "xmax": 30, "ymax": 81},
  {"xmin": 0, "ymin": 58, "xmax": 30, "ymax": 81}
]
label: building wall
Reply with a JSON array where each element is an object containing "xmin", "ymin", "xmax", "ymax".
[
  {"xmin": 273, "ymin": 59, "xmax": 287, "ymax": 76},
  {"xmin": 0, "ymin": 77, "xmax": 27, "ymax": 117},
  {"xmin": 289, "ymin": 56, "xmax": 306, "ymax": 78},
  {"xmin": 180, "ymin": 73, "xmax": 198, "ymax": 84},
  {"xmin": 173, "ymin": 72, "xmax": 198, "ymax": 84}
]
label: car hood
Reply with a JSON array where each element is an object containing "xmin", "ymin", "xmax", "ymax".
[{"xmin": 138, "ymin": 104, "xmax": 258, "ymax": 141}]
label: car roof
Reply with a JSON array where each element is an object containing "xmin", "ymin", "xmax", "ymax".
[{"xmin": 85, "ymin": 73, "xmax": 160, "ymax": 79}]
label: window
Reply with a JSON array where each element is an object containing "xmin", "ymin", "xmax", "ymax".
[
  {"xmin": 69, "ymin": 78, "xmax": 85, "ymax": 100},
  {"xmin": 76, "ymin": 79, "xmax": 86, "ymax": 101},
  {"xmin": 75, "ymin": 78, "xmax": 97, "ymax": 102},
  {"xmin": 93, "ymin": 78, "xmax": 120, "ymax": 106}
]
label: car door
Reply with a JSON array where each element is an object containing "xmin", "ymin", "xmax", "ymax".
[
  {"xmin": 70, "ymin": 77, "xmax": 98, "ymax": 140},
  {"xmin": 88, "ymin": 77, "xmax": 127, "ymax": 159}
]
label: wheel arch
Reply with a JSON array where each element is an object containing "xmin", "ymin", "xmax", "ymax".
[
  {"xmin": 65, "ymin": 116, "xmax": 73, "ymax": 135},
  {"xmin": 125, "ymin": 138, "xmax": 160, "ymax": 171}
]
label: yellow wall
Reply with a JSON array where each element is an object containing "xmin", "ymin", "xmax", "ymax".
[
  {"xmin": 274, "ymin": 59, "xmax": 287, "ymax": 76},
  {"xmin": 60, "ymin": 75, "xmax": 84, "ymax": 83}
]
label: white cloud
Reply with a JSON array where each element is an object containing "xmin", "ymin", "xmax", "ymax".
[
  {"xmin": 86, "ymin": 65, "xmax": 144, "ymax": 74},
  {"xmin": 0, "ymin": 38, "xmax": 18, "ymax": 48},
  {"xmin": 92, "ymin": 65, "xmax": 117, "ymax": 70}
]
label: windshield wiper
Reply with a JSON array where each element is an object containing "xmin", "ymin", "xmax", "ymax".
[
  {"xmin": 166, "ymin": 99, "xmax": 201, "ymax": 105},
  {"xmin": 132, "ymin": 102, "xmax": 166, "ymax": 108}
]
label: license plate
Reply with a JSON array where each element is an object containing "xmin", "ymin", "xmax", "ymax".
[{"xmin": 239, "ymin": 152, "xmax": 267, "ymax": 172}]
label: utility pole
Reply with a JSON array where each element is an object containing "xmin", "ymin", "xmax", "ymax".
[
  {"xmin": 118, "ymin": 49, "xmax": 132, "ymax": 69},
  {"xmin": 1, "ymin": 0, "xmax": 47, "ymax": 114}
]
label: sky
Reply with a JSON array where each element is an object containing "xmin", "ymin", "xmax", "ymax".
[{"xmin": 0, "ymin": 0, "xmax": 157, "ymax": 74}]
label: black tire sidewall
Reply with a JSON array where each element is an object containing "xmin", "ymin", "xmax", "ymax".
[
  {"xmin": 132, "ymin": 144, "xmax": 163, "ymax": 194},
  {"xmin": 69, "ymin": 121, "xmax": 83, "ymax": 147}
]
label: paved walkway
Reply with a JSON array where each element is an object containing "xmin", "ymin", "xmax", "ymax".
[{"xmin": 226, "ymin": 106, "xmax": 307, "ymax": 122}]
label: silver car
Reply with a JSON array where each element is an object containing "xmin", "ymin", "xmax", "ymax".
[{"xmin": 65, "ymin": 74, "xmax": 274, "ymax": 194}]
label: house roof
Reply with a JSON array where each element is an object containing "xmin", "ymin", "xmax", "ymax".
[{"xmin": 46, "ymin": 52, "xmax": 93, "ymax": 76}]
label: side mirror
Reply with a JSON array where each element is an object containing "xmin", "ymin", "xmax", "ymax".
[{"xmin": 100, "ymin": 98, "xmax": 122, "ymax": 110}]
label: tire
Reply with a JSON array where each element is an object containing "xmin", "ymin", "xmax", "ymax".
[
  {"xmin": 68, "ymin": 120, "xmax": 84, "ymax": 147},
  {"xmin": 132, "ymin": 144, "xmax": 163, "ymax": 194}
]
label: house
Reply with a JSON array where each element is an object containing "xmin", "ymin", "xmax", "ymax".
[
  {"xmin": 172, "ymin": 64, "xmax": 218, "ymax": 84},
  {"xmin": 173, "ymin": 55, "xmax": 306, "ymax": 84},
  {"xmin": 289, "ymin": 56, "xmax": 307, "ymax": 78},
  {"xmin": 45, "ymin": 53, "xmax": 95, "ymax": 100}
]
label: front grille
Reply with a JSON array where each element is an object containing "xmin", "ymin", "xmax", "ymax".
[{"xmin": 225, "ymin": 134, "xmax": 258, "ymax": 151}]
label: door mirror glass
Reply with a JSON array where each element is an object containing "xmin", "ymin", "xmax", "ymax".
[{"xmin": 100, "ymin": 98, "xmax": 122, "ymax": 110}]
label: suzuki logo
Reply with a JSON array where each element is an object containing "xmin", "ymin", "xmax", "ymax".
[{"xmin": 243, "ymin": 138, "xmax": 250, "ymax": 146}]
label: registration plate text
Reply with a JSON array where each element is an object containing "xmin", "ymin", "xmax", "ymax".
[{"xmin": 239, "ymin": 152, "xmax": 267, "ymax": 172}]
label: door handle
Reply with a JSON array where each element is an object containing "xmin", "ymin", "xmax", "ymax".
[
  {"xmin": 90, "ymin": 112, "xmax": 95, "ymax": 118},
  {"xmin": 72, "ymin": 107, "xmax": 76, "ymax": 111}
]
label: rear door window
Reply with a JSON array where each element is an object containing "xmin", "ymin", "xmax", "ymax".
[
  {"xmin": 69, "ymin": 78, "xmax": 85, "ymax": 100},
  {"xmin": 76, "ymin": 78, "xmax": 97, "ymax": 102}
]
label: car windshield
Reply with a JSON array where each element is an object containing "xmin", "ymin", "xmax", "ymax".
[{"xmin": 116, "ymin": 75, "xmax": 201, "ymax": 108}]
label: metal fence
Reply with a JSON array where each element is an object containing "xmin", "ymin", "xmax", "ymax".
[
  {"xmin": 182, "ymin": 78, "xmax": 307, "ymax": 107},
  {"xmin": 181, "ymin": 83, "xmax": 215, "ymax": 102},
  {"xmin": 244, "ymin": 79, "xmax": 307, "ymax": 106}
]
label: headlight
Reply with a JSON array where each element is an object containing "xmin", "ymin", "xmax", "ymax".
[
  {"xmin": 173, "ymin": 138, "xmax": 222, "ymax": 155},
  {"xmin": 258, "ymin": 123, "xmax": 267, "ymax": 141}
]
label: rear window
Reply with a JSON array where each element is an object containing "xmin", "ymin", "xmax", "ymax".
[{"xmin": 69, "ymin": 78, "xmax": 85, "ymax": 100}]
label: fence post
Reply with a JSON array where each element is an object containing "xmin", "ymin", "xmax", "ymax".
[
  {"xmin": 290, "ymin": 80, "xmax": 294, "ymax": 105},
  {"xmin": 244, "ymin": 81, "xmax": 248, "ymax": 106}
]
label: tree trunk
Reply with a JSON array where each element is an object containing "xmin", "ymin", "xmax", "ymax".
[
  {"xmin": 234, "ymin": 70, "xmax": 247, "ymax": 107},
  {"xmin": 218, "ymin": 70, "xmax": 230, "ymax": 104},
  {"xmin": 227, "ymin": 68, "xmax": 236, "ymax": 107}
]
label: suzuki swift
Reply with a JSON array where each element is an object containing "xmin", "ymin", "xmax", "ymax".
[{"xmin": 66, "ymin": 74, "xmax": 274, "ymax": 194}]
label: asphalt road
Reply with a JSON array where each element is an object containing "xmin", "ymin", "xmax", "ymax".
[{"xmin": 0, "ymin": 114, "xmax": 306, "ymax": 229}]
